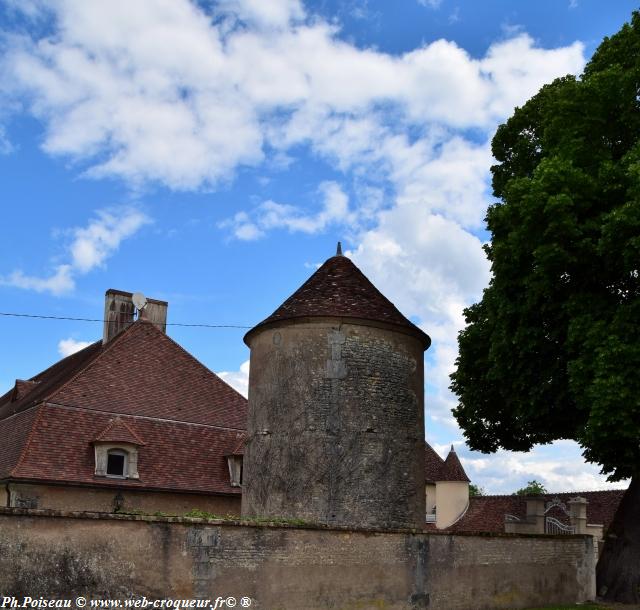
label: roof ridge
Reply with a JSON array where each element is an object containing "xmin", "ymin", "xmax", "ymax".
[
  {"xmin": 44, "ymin": 402, "xmax": 246, "ymax": 432},
  {"xmin": 10, "ymin": 379, "xmax": 39, "ymax": 402},
  {"xmin": 425, "ymin": 441, "xmax": 445, "ymax": 463},
  {"xmin": 10, "ymin": 405, "xmax": 45, "ymax": 477},
  {"xmin": 29, "ymin": 341, "xmax": 100, "ymax": 383}
]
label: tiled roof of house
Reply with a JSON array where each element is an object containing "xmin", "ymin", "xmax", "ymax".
[
  {"xmin": 439, "ymin": 446, "xmax": 470, "ymax": 482},
  {"xmin": 424, "ymin": 443, "xmax": 470, "ymax": 483},
  {"xmin": 94, "ymin": 418, "xmax": 146, "ymax": 445},
  {"xmin": 0, "ymin": 319, "xmax": 248, "ymax": 495},
  {"xmin": 0, "ymin": 408, "xmax": 41, "ymax": 479},
  {"xmin": 0, "ymin": 340, "xmax": 103, "ymax": 420},
  {"xmin": 227, "ymin": 434, "xmax": 246, "ymax": 456},
  {"xmin": 425, "ymin": 442, "xmax": 445, "ymax": 483},
  {"xmin": 0, "ymin": 320, "xmax": 247, "ymax": 429},
  {"xmin": 446, "ymin": 490, "xmax": 626, "ymax": 534},
  {"xmin": 245, "ymin": 253, "xmax": 430, "ymax": 348},
  {"xmin": 10, "ymin": 405, "xmax": 244, "ymax": 495},
  {"xmin": 11, "ymin": 380, "xmax": 39, "ymax": 402}
]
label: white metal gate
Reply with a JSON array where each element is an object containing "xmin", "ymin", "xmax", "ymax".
[
  {"xmin": 545, "ymin": 516, "xmax": 575, "ymax": 534},
  {"xmin": 544, "ymin": 497, "xmax": 575, "ymax": 534}
]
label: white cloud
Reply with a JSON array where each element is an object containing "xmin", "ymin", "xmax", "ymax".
[
  {"xmin": 217, "ymin": 359, "xmax": 250, "ymax": 398},
  {"xmin": 2, "ymin": 265, "xmax": 74, "ymax": 296},
  {"xmin": 58, "ymin": 337, "xmax": 93, "ymax": 357},
  {"xmin": 452, "ymin": 441, "xmax": 629, "ymax": 495},
  {"xmin": 69, "ymin": 208, "xmax": 150, "ymax": 273},
  {"xmin": 351, "ymin": 206, "xmax": 491, "ymax": 427},
  {"xmin": 0, "ymin": 127, "xmax": 13, "ymax": 155},
  {"xmin": 221, "ymin": 181, "xmax": 354, "ymax": 239},
  {"xmin": 429, "ymin": 438, "xmax": 628, "ymax": 494},
  {"xmin": 1, "ymin": 1, "xmax": 585, "ymax": 190},
  {"xmin": 418, "ymin": 0, "xmax": 443, "ymax": 8},
  {"xmin": 1, "ymin": 207, "xmax": 150, "ymax": 295}
]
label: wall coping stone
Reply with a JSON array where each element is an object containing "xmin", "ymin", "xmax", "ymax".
[{"xmin": 0, "ymin": 506, "xmax": 593, "ymax": 540}]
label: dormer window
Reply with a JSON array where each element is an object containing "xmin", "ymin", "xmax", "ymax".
[
  {"xmin": 106, "ymin": 449, "xmax": 128, "ymax": 478},
  {"xmin": 225, "ymin": 435, "xmax": 245, "ymax": 488},
  {"xmin": 227, "ymin": 455, "xmax": 243, "ymax": 487},
  {"xmin": 94, "ymin": 443, "xmax": 140, "ymax": 479},
  {"xmin": 93, "ymin": 418, "xmax": 145, "ymax": 480}
]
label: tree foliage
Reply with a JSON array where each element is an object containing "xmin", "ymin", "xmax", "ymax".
[
  {"xmin": 469, "ymin": 483, "xmax": 485, "ymax": 497},
  {"xmin": 451, "ymin": 13, "xmax": 640, "ymax": 602},
  {"xmin": 450, "ymin": 12, "xmax": 640, "ymax": 482},
  {"xmin": 513, "ymin": 480, "xmax": 547, "ymax": 497}
]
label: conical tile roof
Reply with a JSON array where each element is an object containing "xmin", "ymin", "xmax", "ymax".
[
  {"xmin": 439, "ymin": 445, "xmax": 470, "ymax": 482},
  {"xmin": 245, "ymin": 252, "xmax": 430, "ymax": 347}
]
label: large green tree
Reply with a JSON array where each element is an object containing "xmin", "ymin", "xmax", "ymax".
[{"xmin": 450, "ymin": 12, "xmax": 640, "ymax": 603}]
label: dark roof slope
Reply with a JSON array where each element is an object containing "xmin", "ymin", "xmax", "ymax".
[
  {"xmin": 10, "ymin": 405, "xmax": 244, "ymax": 495},
  {"xmin": 447, "ymin": 490, "xmax": 626, "ymax": 534},
  {"xmin": 439, "ymin": 447, "xmax": 470, "ymax": 482},
  {"xmin": 425, "ymin": 443, "xmax": 470, "ymax": 483},
  {"xmin": 246, "ymin": 254, "xmax": 430, "ymax": 348},
  {"xmin": 0, "ymin": 341, "xmax": 103, "ymax": 420},
  {"xmin": 425, "ymin": 442, "xmax": 445, "ymax": 483}
]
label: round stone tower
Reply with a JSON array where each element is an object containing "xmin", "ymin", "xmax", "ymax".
[{"xmin": 241, "ymin": 245, "xmax": 431, "ymax": 529}]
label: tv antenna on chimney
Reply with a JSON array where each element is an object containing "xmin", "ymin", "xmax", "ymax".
[{"xmin": 132, "ymin": 292, "xmax": 147, "ymax": 313}]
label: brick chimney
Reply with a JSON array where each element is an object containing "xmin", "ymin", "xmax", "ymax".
[{"xmin": 103, "ymin": 289, "xmax": 168, "ymax": 344}]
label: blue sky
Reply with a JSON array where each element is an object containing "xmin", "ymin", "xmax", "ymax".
[{"xmin": 0, "ymin": 0, "xmax": 636, "ymax": 494}]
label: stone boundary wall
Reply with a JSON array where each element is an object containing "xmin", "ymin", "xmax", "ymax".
[{"xmin": 0, "ymin": 508, "xmax": 595, "ymax": 610}]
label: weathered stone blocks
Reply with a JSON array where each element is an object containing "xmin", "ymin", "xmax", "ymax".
[{"xmin": 242, "ymin": 320, "xmax": 426, "ymax": 529}]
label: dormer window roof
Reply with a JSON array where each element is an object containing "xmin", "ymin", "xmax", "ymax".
[
  {"xmin": 94, "ymin": 417, "xmax": 145, "ymax": 446},
  {"xmin": 225, "ymin": 435, "xmax": 245, "ymax": 488},
  {"xmin": 93, "ymin": 418, "xmax": 144, "ymax": 480}
]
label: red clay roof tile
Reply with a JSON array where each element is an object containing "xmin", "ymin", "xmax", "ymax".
[
  {"xmin": 94, "ymin": 418, "xmax": 146, "ymax": 445},
  {"xmin": 0, "ymin": 407, "xmax": 41, "ymax": 479},
  {"xmin": 47, "ymin": 321, "xmax": 247, "ymax": 429},
  {"xmin": 11, "ymin": 380, "xmax": 39, "ymax": 402},
  {"xmin": 12, "ymin": 405, "xmax": 243, "ymax": 495},
  {"xmin": 439, "ymin": 446, "xmax": 470, "ymax": 482},
  {"xmin": 424, "ymin": 442, "xmax": 445, "ymax": 483},
  {"xmin": 245, "ymin": 254, "xmax": 430, "ymax": 348},
  {"xmin": 0, "ymin": 319, "xmax": 248, "ymax": 495},
  {"xmin": 447, "ymin": 490, "xmax": 626, "ymax": 534}
]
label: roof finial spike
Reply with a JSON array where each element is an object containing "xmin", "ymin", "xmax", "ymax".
[
  {"xmin": 336, "ymin": 241, "xmax": 343, "ymax": 256},
  {"xmin": 450, "ymin": 444, "xmax": 455, "ymax": 452}
]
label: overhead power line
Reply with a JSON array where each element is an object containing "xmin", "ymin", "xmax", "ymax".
[{"xmin": 0, "ymin": 311, "xmax": 252, "ymax": 329}]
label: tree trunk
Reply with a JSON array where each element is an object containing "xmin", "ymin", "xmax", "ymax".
[{"xmin": 597, "ymin": 476, "xmax": 640, "ymax": 603}]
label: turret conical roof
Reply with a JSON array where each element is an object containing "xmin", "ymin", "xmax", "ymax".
[
  {"xmin": 245, "ymin": 250, "xmax": 430, "ymax": 348},
  {"xmin": 439, "ymin": 445, "xmax": 470, "ymax": 482}
]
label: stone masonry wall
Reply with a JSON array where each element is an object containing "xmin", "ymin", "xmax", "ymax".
[
  {"xmin": 0, "ymin": 508, "xmax": 596, "ymax": 610},
  {"xmin": 5, "ymin": 482, "xmax": 241, "ymax": 516},
  {"xmin": 243, "ymin": 319, "xmax": 426, "ymax": 529}
]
